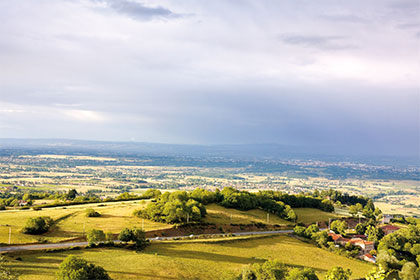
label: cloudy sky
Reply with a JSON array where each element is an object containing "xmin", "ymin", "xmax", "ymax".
[{"xmin": 0, "ymin": 0, "xmax": 419, "ymax": 156}]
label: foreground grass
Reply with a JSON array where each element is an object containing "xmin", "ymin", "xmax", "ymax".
[
  {"xmin": 9, "ymin": 235, "xmax": 373, "ymax": 280},
  {"xmin": 204, "ymin": 204, "xmax": 292, "ymax": 225},
  {"xmin": 0, "ymin": 200, "xmax": 169, "ymax": 244},
  {"xmin": 294, "ymin": 208, "xmax": 341, "ymax": 224}
]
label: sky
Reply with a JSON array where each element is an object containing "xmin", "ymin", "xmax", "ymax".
[{"xmin": 0, "ymin": 0, "xmax": 419, "ymax": 157}]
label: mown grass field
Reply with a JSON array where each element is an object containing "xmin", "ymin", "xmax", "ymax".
[
  {"xmin": 204, "ymin": 204, "xmax": 292, "ymax": 225},
  {"xmin": 9, "ymin": 235, "xmax": 373, "ymax": 280},
  {"xmin": 0, "ymin": 200, "xmax": 169, "ymax": 244},
  {"xmin": 294, "ymin": 208, "xmax": 341, "ymax": 224}
]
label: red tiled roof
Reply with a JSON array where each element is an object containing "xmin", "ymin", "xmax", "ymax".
[
  {"xmin": 364, "ymin": 254, "xmax": 374, "ymax": 258},
  {"xmin": 380, "ymin": 225, "xmax": 400, "ymax": 230},
  {"xmin": 328, "ymin": 233, "xmax": 342, "ymax": 241}
]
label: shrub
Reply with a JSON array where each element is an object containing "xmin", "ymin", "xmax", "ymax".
[
  {"xmin": 85, "ymin": 208, "xmax": 101, "ymax": 217},
  {"xmin": 57, "ymin": 255, "xmax": 112, "ymax": 280},
  {"xmin": 22, "ymin": 216, "xmax": 53, "ymax": 234}
]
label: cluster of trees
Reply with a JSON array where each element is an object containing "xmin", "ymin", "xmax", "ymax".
[
  {"xmin": 258, "ymin": 191, "xmax": 334, "ymax": 212},
  {"xmin": 57, "ymin": 255, "xmax": 112, "ymax": 280},
  {"xmin": 313, "ymin": 189, "xmax": 370, "ymax": 206},
  {"xmin": 376, "ymin": 223, "xmax": 420, "ymax": 279},
  {"xmin": 118, "ymin": 228, "xmax": 148, "ymax": 249},
  {"xmin": 22, "ymin": 216, "xmax": 53, "ymax": 234},
  {"xmin": 229, "ymin": 259, "xmax": 360, "ymax": 280},
  {"xmin": 348, "ymin": 200, "xmax": 381, "ymax": 220},
  {"xmin": 134, "ymin": 191, "xmax": 207, "ymax": 223},
  {"xmin": 235, "ymin": 260, "xmax": 318, "ymax": 280}
]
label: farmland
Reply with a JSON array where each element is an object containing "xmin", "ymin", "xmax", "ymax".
[{"xmin": 9, "ymin": 235, "xmax": 373, "ymax": 280}]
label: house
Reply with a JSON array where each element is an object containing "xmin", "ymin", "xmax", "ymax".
[
  {"xmin": 328, "ymin": 233, "xmax": 374, "ymax": 253},
  {"xmin": 380, "ymin": 225, "xmax": 400, "ymax": 235},
  {"xmin": 349, "ymin": 238, "xmax": 375, "ymax": 253},
  {"xmin": 362, "ymin": 253, "xmax": 376, "ymax": 263},
  {"xmin": 382, "ymin": 214, "xmax": 394, "ymax": 224},
  {"xmin": 18, "ymin": 200, "xmax": 28, "ymax": 206}
]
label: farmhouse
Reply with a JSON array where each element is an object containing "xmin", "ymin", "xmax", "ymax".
[
  {"xmin": 361, "ymin": 253, "xmax": 376, "ymax": 263},
  {"xmin": 328, "ymin": 233, "xmax": 374, "ymax": 253}
]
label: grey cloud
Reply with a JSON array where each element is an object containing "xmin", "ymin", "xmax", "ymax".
[
  {"xmin": 278, "ymin": 34, "xmax": 357, "ymax": 50},
  {"xmin": 396, "ymin": 22, "xmax": 420, "ymax": 29},
  {"xmin": 94, "ymin": 0, "xmax": 179, "ymax": 20}
]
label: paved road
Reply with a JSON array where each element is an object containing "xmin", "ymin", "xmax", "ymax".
[{"xmin": 0, "ymin": 230, "xmax": 293, "ymax": 252}]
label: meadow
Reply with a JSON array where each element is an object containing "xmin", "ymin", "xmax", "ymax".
[
  {"xmin": 0, "ymin": 200, "xmax": 170, "ymax": 244},
  {"xmin": 9, "ymin": 235, "xmax": 373, "ymax": 280}
]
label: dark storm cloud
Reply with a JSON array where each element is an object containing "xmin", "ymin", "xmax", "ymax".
[
  {"xmin": 278, "ymin": 35, "xmax": 357, "ymax": 50},
  {"xmin": 0, "ymin": 0, "xmax": 418, "ymax": 157}
]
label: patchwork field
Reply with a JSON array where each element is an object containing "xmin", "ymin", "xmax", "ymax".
[{"xmin": 9, "ymin": 235, "xmax": 373, "ymax": 280}]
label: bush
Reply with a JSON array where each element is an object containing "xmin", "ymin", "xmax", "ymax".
[
  {"xmin": 22, "ymin": 216, "xmax": 53, "ymax": 235},
  {"xmin": 57, "ymin": 255, "xmax": 112, "ymax": 280},
  {"xmin": 86, "ymin": 208, "xmax": 101, "ymax": 217},
  {"xmin": 86, "ymin": 229, "xmax": 105, "ymax": 246}
]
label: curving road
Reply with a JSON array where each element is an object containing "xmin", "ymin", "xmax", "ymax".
[{"xmin": 0, "ymin": 230, "xmax": 293, "ymax": 253}]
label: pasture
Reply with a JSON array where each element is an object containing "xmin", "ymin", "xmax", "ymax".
[{"xmin": 9, "ymin": 235, "xmax": 373, "ymax": 280}]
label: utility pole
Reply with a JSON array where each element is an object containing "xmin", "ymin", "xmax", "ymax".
[
  {"xmin": 187, "ymin": 213, "xmax": 189, "ymax": 223},
  {"xmin": 328, "ymin": 218, "xmax": 331, "ymax": 230},
  {"xmin": 267, "ymin": 213, "xmax": 269, "ymax": 223}
]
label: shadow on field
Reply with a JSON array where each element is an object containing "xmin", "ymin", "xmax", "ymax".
[
  {"xmin": 107, "ymin": 270, "xmax": 178, "ymax": 279},
  {"xmin": 152, "ymin": 246, "xmax": 262, "ymax": 264}
]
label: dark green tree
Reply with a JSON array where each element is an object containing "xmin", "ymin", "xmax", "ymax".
[{"xmin": 57, "ymin": 255, "xmax": 112, "ymax": 280}]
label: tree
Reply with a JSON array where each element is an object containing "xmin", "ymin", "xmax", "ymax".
[
  {"xmin": 240, "ymin": 260, "xmax": 287, "ymax": 280},
  {"xmin": 330, "ymin": 220, "xmax": 347, "ymax": 235},
  {"xmin": 365, "ymin": 225, "xmax": 384, "ymax": 243},
  {"xmin": 312, "ymin": 231, "xmax": 329, "ymax": 248},
  {"xmin": 294, "ymin": 226, "xmax": 306, "ymax": 237},
  {"xmin": 86, "ymin": 229, "xmax": 105, "ymax": 246},
  {"xmin": 0, "ymin": 256, "xmax": 19, "ymax": 280},
  {"xmin": 324, "ymin": 267, "xmax": 351, "ymax": 280},
  {"xmin": 355, "ymin": 223, "xmax": 366, "ymax": 235},
  {"xmin": 286, "ymin": 267, "xmax": 318, "ymax": 280},
  {"xmin": 66, "ymin": 189, "xmax": 78, "ymax": 200},
  {"xmin": 118, "ymin": 228, "xmax": 148, "ymax": 249},
  {"xmin": 57, "ymin": 255, "xmax": 112, "ymax": 280},
  {"xmin": 304, "ymin": 224, "xmax": 319, "ymax": 238},
  {"xmin": 365, "ymin": 265, "xmax": 389, "ymax": 280},
  {"xmin": 399, "ymin": 262, "xmax": 420, "ymax": 280},
  {"xmin": 118, "ymin": 228, "xmax": 134, "ymax": 243},
  {"xmin": 22, "ymin": 216, "xmax": 53, "ymax": 234}
]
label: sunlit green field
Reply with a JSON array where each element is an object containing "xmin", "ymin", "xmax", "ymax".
[
  {"xmin": 9, "ymin": 235, "xmax": 373, "ymax": 280},
  {"xmin": 294, "ymin": 208, "xmax": 341, "ymax": 224},
  {"xmin": 204, "ymin": 204, "xmax": 292, "ymax": 225},
  {"xmin": 0, "ymin": 200, "xmax": 169, "ymax": 244}
]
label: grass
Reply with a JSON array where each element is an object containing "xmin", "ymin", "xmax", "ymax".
[
  {"xmin": 294, "ymin": 208, "xmax": 341, "ymax": 224},
  {"xmin": 9, "ymin": 235, "xmax": 373, "ymax": 280},
  {"xmin": 0, "ymin": 200, "xmax": 170, "ymax": 244},
  {"xmin": 204, "ymin": 204, "xmax": 292, "ymax": 225}
]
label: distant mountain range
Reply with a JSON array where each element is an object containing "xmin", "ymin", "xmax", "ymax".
[{"xmin": 0, "ymin": 138, "xmax": 418, "ymax": 168}]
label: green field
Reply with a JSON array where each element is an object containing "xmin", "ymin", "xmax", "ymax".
[
  {"xmin": 294, "ymin": 208, "xmax": 341, "ymax": 224},
  {"xmin": 204, "ymin": 204, "xmax": 292, "ymax": 225},
  {"xmin": 9, "ymin": 235, "xmax": 373, "ymax": 280},
  {"xmin": 0, "ymin": 200, "xmax": 170, "ymax": 244}
]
